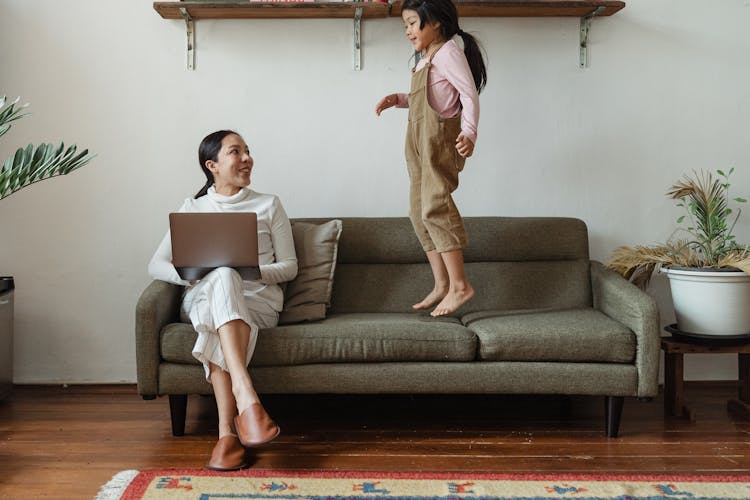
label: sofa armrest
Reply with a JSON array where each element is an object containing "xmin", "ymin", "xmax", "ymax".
[
  {"xmin": 135, "ymin": 279, "xmax": 182, "ymax": 396},
  {"xmin": 590, "ymin": 261, "xmax": 660, "ymax": 397}
]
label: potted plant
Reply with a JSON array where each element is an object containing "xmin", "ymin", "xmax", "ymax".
[
  {"xmin": 609, "ymin": 168, "xmax": 750, "ymax": 340},
  {"xmin": 0, "ymin": 95, "xmax": 95, "ymax": 399}
]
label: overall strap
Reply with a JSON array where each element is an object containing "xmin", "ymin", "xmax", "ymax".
[{"xmin": 423, "ymin": 41, "xmax": 446, "ymax": 64}]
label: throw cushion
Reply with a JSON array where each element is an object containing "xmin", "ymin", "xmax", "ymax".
[{"xmin": 278, "ymin": 219, "xmax": 343, "ymax": 324}]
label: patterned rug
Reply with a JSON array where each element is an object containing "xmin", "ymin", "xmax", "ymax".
[{"xmin": 95, "ymin": 469, "xmax": 750, "ymax": 500}]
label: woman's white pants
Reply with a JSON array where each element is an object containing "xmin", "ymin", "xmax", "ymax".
[{"xmin": 179, "ymin": 267, "xmax": 278, "ymax": 382}]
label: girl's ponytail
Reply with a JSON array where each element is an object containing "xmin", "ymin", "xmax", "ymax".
[{"xmin": 457, "ymin": 29, "xmax": 487, "ymax": 94}]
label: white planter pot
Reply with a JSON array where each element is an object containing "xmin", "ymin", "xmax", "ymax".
[{"xmin": 663, "ymin": 267, "xmax": 750, "ymax": 338}]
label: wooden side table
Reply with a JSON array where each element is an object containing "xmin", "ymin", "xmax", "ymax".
[
  {"xmin": 661, "ymin": 335, "xmax": 750, "ymax": 420},
  {"xmin": 0, "ymin": 277, "xmax": 13, "ymax": 401}
]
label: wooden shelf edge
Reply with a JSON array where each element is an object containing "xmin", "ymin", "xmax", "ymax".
[
  {"xmin": 392, "ymin": 1, "xmax": 625, "ymax": 17},
  {"xmin": 154, "ymin": 2, "xmax": 390, "ymax": 19},
  {"xmin": 154, "ymin": 0, "xmax": 625, "ymax": 20}
]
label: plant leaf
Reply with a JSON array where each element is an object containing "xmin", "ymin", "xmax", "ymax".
[
  {"xmin": 0, "ymin": 96, "xmax": 30, "ymax": 139},
  {"xmin": 0, "ymin": 141, "xmax": 95, "ymax": 200}
]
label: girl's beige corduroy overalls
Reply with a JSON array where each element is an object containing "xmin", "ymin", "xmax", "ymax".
[{"xmin": 405, "ymin": 45, "xmax": 467, "ymax": 253}]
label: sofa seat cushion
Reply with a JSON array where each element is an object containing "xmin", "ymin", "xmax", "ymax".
[
  {"xmin": 160, "ymin": 313, "xmax": 477, "ymax": 367},
  {"xmin": 465, "ymin": 308, "xmax": 635, "ymax": 363}
]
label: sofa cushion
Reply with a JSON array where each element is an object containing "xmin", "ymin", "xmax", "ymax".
[
  {"xmin": 279, "ymin": 219, "xmax": 343, "ymax": 325},
  {"xmin": 329, "ymin": 261, "xmax": 592, "ymax": 316},
  {"xmin": 160, "ymin": 313, "xmax": 477, "ymax": 367},
  {"xmin": 254, "ymin": 313, "xmax": 476, "ymax": 366},
  {"xmin": 293, "ymin": 217, "xmax": 593, "ymax": 315},
  {"xmin": 465, "ymin": 308, "xmax": 635, "ymax": 363},
  {"xmin": 294, "ymin": 217, "xmax": 589, "ymax": 264}
]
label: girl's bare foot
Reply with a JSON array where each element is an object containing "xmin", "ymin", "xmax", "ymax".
[
  {"xmin": 412, "ymin": 286, "xmax": 448, "ymax": 310},
  {"xmin": 431, "ymin": 284, "xmax": 474, "ymax": 317}
]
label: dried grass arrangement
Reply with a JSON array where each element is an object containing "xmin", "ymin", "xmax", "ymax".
[{"xmin": 609, "ymin": 169, "xmax": 750, "ymax": 289}]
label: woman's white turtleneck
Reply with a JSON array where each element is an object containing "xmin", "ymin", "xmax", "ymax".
[{"xmin": 148, "ymin": 186, "xmax": 298, "ymax": 312}]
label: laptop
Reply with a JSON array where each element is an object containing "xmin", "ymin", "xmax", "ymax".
[{"xmin": 169, "ymin": 212, "xmax": 261, "ymax": 281}]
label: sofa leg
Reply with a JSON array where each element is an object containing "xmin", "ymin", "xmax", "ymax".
[
  {"xmin": 169, "ymin": 394, "xmax": 188, "ymax": 437},
  {"xmin": 605, "ymin": 396, "xmax": 624, "ymax": 438}
]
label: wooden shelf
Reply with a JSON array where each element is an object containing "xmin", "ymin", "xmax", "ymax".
[
  {"xmin": 392, "ymin": 1, "xmax": 625, "ymax": 17},
  {"xmin": 154, "ymin": 2, "xmax": 389, "ymax": 20},
  {"xmin": 153, "ymin": 0, "xmax": 626, "ymax": 70},
  {"xmin": 154, "ymin": 0, "xmax": 624, "ymax": 20}
]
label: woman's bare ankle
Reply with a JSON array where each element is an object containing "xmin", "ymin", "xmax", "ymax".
[
  {"xmin": 233, "ymin": 385, "xmax": 260, "ymax": 415},
  {"xmin": 218, "ymin": 425, "xmax": 236, "ymax": 439}
]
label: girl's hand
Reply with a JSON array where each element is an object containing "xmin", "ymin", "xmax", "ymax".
[
  {"xmin": 456, "ymin": 135, "xmax": 475, "ymax": 158},
  {"xmin": 375, "ymin": 94, "xmax": 398, "ymax": 116}
]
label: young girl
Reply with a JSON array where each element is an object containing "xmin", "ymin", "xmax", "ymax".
[{"xmin": 375, "ymin": 0, "xmax": 486, "ymax": 317}]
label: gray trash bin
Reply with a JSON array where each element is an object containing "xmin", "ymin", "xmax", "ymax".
[{"xmin": 0, "ymin": 277, "xmax": 14, "ymax": 400}]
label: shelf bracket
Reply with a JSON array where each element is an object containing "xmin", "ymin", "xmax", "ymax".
[
  {"xmin": 353, "ymin": 7, "xmax": 363, "ymax": 71},
  {"xmin": 179, "ymin": 7, "xmax": 195, "ymax": 71},
  {"xmin": 579, "ymin": 6, "xmax": 605, "ymax": 68}
]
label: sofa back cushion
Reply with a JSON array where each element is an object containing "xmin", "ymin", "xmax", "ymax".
[{"xmin": 293, "ymin": 217, "xmax": 591, "ymax": 315}]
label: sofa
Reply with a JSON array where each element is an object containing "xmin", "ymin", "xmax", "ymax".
[{"xmin": 136, "ymin": 217, "xmax": 660, "ymax": 438}]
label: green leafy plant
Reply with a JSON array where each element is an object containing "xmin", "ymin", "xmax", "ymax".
[
  {"xmin": 0, "ymin": 95, "xmax": 95, "ymax": 201},
  {"xmin": 609, "ymin": 168, "xmax": 750, "ymax": 288},
  {"xmin": 671, "ymin": 168, "xmax": 747, "ymax": 264}
]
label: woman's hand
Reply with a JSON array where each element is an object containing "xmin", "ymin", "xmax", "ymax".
[
  {"xmin": 375, "ymin": 94, "xmax": 398, "ymax": 116},
  {"xmin": 455, "ymin": 135, "xmax": 475, "ymax": 158}
]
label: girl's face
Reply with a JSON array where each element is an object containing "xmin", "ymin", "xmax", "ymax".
[
  {"xmin": 207, "ymin": 133, "xmax": 253, "ymax": 195},
  {"xmin": 402, "ymin": 9, "xmax": 442, "ymax": 53}
]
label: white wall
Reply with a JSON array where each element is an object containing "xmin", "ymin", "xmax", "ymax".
[{"xmin": 0, "ymin": 0, "xmax": 748, "ymax": 383}]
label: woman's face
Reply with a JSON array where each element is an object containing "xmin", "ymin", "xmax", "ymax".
[
  {"xmin": 402, "ymin": 9, "xmax": 441, "ymax": 53},
  {"xmin": 207, "ymin": 134, "xmax": 253, "ymax": 195}
]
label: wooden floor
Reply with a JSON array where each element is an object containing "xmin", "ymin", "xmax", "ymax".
[{"xmin": 1, "ymin": 383, "xmax": 749, "ymax": 499}]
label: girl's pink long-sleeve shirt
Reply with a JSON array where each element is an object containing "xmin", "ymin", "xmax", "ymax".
[{"xmin": 396, "ymin": 39, "xmax": 479, "ymax": 145}]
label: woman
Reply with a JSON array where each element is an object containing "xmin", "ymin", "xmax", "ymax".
[{"xmin": 149, "ymin": 130, "xmax": 298, "ymax": 470}]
